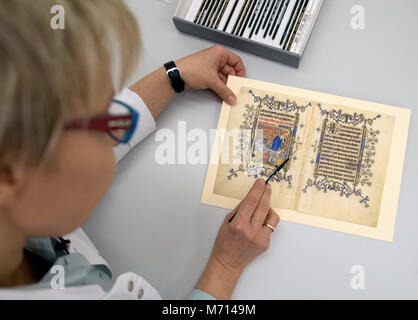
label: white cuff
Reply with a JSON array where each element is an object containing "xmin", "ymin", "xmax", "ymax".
[{"xmin": 113, "ymin": 88, "xmax": 156, "ymax": 162}]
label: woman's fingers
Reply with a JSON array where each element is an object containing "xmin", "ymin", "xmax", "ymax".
[
  {"xmin": 214, "ymin": 64, "xmax": 237, "ymax": 103},
  {"xmin": 218, "ymin": 71, "xmax": 227, "ymax": 84},
  {"xmin": 262, "ymin": 208, "xmax": 280, "ymax": 235},
  {"xmin": 251, "ymin": 184, "xmax": 272, "ymax": 228},
  {"xmin": 177, "ymin": 45, "xmax": 245, "ymax": 105},
  {"xmin": 234, "ymin": 179, "xmax": 265, "ymax": 223},
  {"xmin": 222, "ymin": 48, "xmax": 246, "ymax": 77},
  {"xmin": 220, "ymin": 64, "xmax": 236, "ymax": 78},
  {"xmin": 209, "ymin": 77, "xmax": 237, "ymax": 105}
]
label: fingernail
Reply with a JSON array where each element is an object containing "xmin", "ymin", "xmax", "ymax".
[{"xmin": 227, "ymin": 95, "xmax": 236, "ymax": 105}]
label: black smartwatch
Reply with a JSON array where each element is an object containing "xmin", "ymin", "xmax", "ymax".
[{"xmin": 164, "ymin": 61, "xmax": 185, "ymax": 93}]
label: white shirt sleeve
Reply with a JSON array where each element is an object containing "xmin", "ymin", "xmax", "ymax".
[{"xmin": 112, "ymin": 88, "xmax": 156, "ymax": 162}]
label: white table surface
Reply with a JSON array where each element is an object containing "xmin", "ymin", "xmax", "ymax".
[{"xmin": 83, "ymin": 0, "xmax": 418, "ymax": 299}]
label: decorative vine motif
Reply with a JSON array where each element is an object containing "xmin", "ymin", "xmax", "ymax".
[
  {"xmin": 302, "ymin": 177, "xmax": 370, "ymax": 208},
  {"xmin": 318, "ymin": 103, "xmax": 381, "ymax": 126},
  {"xmin": 359, "ymin": 128, "xmax": 380, "ymax": 186},
  {"xmin": 310, "ymin": 139, "xmax": 319, "ymax": 153},
  {"xmin": 235, "ymin": 104, "xmax": 257, "ymax": 163},
  {"xmin": 240, "ymin": 104, "xmax": 257, "ymax": 129},
  {"xmin": 227, "ymin": 164, "xmax": 293, "ymax": 188},
  {"xmin": 249, "ymin": 90, "xmax": 311, "ymax": 114}
]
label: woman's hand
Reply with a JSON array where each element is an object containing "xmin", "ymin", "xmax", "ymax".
[
  {"xmin": 130, "ymin": 45, "xmax": 245, "ymax": 120},
  {"xmin": 212, "ymin": 179, "xmax": 279, "ymax": 271},
  {"xmin": 176, "ymin": 45, "xmax": 246, "ymax": 106},
  {"xmin": 195, "ymin": 179, "xmax": 280, "ymax": 299}
]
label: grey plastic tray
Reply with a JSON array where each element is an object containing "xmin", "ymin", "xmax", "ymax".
[{"xmin": 173, "ymin": 0, "xmax": 323, "ymax": 68}]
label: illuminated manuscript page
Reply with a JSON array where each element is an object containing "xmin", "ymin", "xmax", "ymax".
[{"xmin": 202, "ymin": 76, "xmax": 410, "ymax": 241}]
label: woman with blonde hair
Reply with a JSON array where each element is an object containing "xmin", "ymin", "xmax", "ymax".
[{"xmin": 0, "ymin": 0, "xmax": 279, "ymax": 299}]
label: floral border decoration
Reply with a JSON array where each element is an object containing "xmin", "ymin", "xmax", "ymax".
[
  {"xmin": 318, "ymin": 103, "xmax": 381, "ymax": 126},
  {"xmin": 227, "ymin": 163, "xmax": 293, "ymax": 188},
  {"xmin": 359, "ymin": 128, "xmax": 380, "ymax": 187},
  {"xmin": 249, "ymin": 90, "xmax": 312, "ymax": 113},
  {"xmin": 302, "ymin": 177, "xmax": 370, "ymax": 207}
]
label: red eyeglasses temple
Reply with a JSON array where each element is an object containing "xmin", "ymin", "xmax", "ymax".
[{"xmin": 64, "ymin": 114, "xmax": 133, "ymax": 132}]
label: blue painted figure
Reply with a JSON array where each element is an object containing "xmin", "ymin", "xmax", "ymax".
[{"xmin": 271, "ymin": 135, "xmax": 282, "ymax": 151}]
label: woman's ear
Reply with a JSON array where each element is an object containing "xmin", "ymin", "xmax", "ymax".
[{"xmin": 0, "ymin": 164, "xmax": 25, "ymax": 209}]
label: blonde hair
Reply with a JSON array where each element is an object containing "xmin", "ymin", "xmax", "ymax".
[{"xmin": 0, "ymin": 0, "xmax": 140, "ymax": 165}]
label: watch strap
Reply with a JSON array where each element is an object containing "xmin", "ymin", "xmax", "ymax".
[{"xmin": 164, "ymin": 61, "xmax": 185, "ymax": 93}]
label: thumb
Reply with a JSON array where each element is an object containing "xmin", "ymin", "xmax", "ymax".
[{"xmin": 211, "ymin": 79, "xmax": 237, "ymax": 106}]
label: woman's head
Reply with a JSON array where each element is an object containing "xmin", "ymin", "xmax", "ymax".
[{"xmin": 0, "ymin": 0, "xmax": 140, "ymax": 237}]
